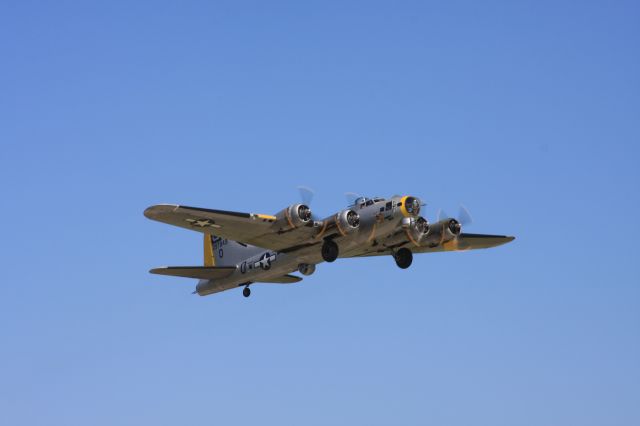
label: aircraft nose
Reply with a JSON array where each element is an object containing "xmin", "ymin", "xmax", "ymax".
[{"xmin": 400, "ymin": 195, "xmax": 421, "ymax": 217}]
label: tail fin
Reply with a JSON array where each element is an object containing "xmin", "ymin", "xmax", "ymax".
[
  {"xmin": 204, "ymin": 233, "xmax": 216, "ymax": 266},
  {"xmin": 203, "ymin": 234, "xmax": 263, "ymax": 267}
]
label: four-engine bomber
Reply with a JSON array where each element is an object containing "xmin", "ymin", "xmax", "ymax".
[{"xmin": 145, "ymin": 193, "xmax": 514, "ymax": 298}]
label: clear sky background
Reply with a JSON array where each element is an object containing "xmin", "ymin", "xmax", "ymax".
[{"xmin": 1, "ymin": 1, "xmax": 639, "ymax": 425}]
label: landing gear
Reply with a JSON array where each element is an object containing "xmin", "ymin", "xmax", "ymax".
[
  {"xmin": 321, "ymin": 240, "xmax": 339, "ymax": 262},
  {"xmin": 394, "ymin": 248, "xmax": 413, "ymax": 269},
  {"xmin": 298, "ymin": 263, "xmax": 316, "ymax": 276},
  {"xmin": 242, "ymin": 286, "xmax": 251, "ymax": 298}
]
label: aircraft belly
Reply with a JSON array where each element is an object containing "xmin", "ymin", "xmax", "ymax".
[
  {"xmin": 196, "ymin": 250, "xmax": 302, "ymax": 295},
  {"xmin": 330, "ymin": 214, "xmax": 399, "ymax": 256}
]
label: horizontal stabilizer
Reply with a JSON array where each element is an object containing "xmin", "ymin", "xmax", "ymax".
[
  {"xmin": 150, "ymin": 266, "xmax": 236, "ymax": 280},
  {"xmin": 256, "ymin": 274, "xmax": 302, "ymax": 284}
]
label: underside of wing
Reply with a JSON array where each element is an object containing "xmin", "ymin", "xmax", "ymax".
[
  {"xmin": 144, "ymin": 204, "xmax": 272, "ymax": 240},
  {"xmin": 144, "ymin": 204, "xmax": 320, "ymax": 251},
  {"xmin": 345, "ymin": 233, "xmax": 515, "ymax": 258},
  {"xmin": 417, "ymin": 233, "xmax": 515, "ymax": 253},
  {"xmin": 150, "ymin": 266, "xmax": 236, "ymax": 280}
]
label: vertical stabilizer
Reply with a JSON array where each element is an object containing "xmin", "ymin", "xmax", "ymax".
[
  {"xmin": 204, "ymin": 235, "xmax": 263, "ymax": 267},
  {"xmin": 204, "ymin": 233, "xmax": 215, "ymax": 266}
]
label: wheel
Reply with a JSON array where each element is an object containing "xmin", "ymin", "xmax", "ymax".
[
  {"xmin": 298, "ymin": 263, "xmax": 316, "ymax": 276},
  {"xmin": 243, "ymin": 287, "xmax": 251, "ymax": 298},
  {"xmin": 394, "ymin": 248, "xmax": 413, "ymax": 269},
  {"xmin": 321, "ymin": 240, "xmax": 339, "ymax": 262}
]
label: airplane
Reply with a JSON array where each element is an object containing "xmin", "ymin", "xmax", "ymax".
[{"xmin": 144, "ymin": 194, "xmax": 514, "ymax": 298}]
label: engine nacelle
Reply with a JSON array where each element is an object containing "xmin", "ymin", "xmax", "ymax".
[
  {"xmin": 421, "ymin": 218, "xmax": 461, "ymax": 247},
  {"xmin": 403, "ymin": 216, "xmax": 431, "ymax": 246},
  {"xmin": 334, "ymin": 208, "xmax": 360, "ymax": 235},
  {"xmin": 273, "ymin": 204, "xmax": 313, "ymax": 230}
]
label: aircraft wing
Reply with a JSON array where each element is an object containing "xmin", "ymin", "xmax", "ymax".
[
  {"xmin": 144, "ymin": 204, "xmax": 319, "ymax": 251},
  {"xmin": 345, "ymin": 233, "xmax": 515, "ymax": 258},
  {"xmin": 417, "ymin": 233, "xmax": 515, "ymax": 253}
]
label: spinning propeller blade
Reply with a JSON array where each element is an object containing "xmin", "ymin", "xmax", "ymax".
[
  {"xmin": 436, "ymin": 205, "xmax": 473, "ymax": 226},
  {"xmin": 344, "ymin": 192, "xmax": 362, "ymax": 206},
  {"xmin": 458, "ymin": 204, "xmax": 473, "ymax": 226},
  {"xmin": 436, "ymin": 209, "xmax": 449, "ymax": 222},
  {"xmin": 296, "ymin": 186, "xmax": 326, "ymax": 222},
  {"xmin": 435, "ymin": 205, "xmax": 474, "ymax": 251},
  {"xmin": 296, "ymin": 186, "xmax": 315, "ymax": 206}
]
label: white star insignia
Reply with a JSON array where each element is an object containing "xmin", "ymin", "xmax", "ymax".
[{"xmin": 185, "ymin": 218, "xmax": 221, "ymax": 228}]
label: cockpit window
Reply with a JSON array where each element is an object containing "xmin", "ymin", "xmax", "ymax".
[{"xmin": 354, "ymin": 196, "xmax": 384, "ymax": 209}]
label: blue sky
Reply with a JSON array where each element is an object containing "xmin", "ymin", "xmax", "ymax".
[{"xmin": 1, "ymin": 1, "xmax": 639, "ymax": 425}]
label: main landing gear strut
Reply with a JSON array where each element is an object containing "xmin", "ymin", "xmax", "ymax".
[{"xmin": 394, "ymin": 248, "xmax": 413, "ymax": 269}]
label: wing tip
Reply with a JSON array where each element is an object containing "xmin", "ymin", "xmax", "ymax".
[
  {"xmin": 494, "ymin": 235, "xmax": 515, "ymax": 247},
  {"xmin": 144, "ymin": 204, "xmax": 179, "ymax": 219}
]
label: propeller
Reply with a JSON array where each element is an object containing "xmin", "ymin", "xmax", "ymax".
[
  {"xmin": 344, "ymin": 192, "xmax": 362, "ymax": 206},
  {"xmin": 296, "ymin": 185, "xmax": 315, "ymax": 206},
  {"xmin": 295, "ymin": 186, "xmax": 324, "ymax": 222},
  {"xmin": 457, "ymin": 204, "xmax": 473, "ymax": 226},
  {"xmin": 436, "ymin": 205, "xmax": 473, "ymax": 226},
  {"xmin": 435, "ymin": 204, "xmax": 474, "ymax": 251},
  {"xmin": 436, "ymin": 208, "xmax": 449, "ymax": 222}
]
